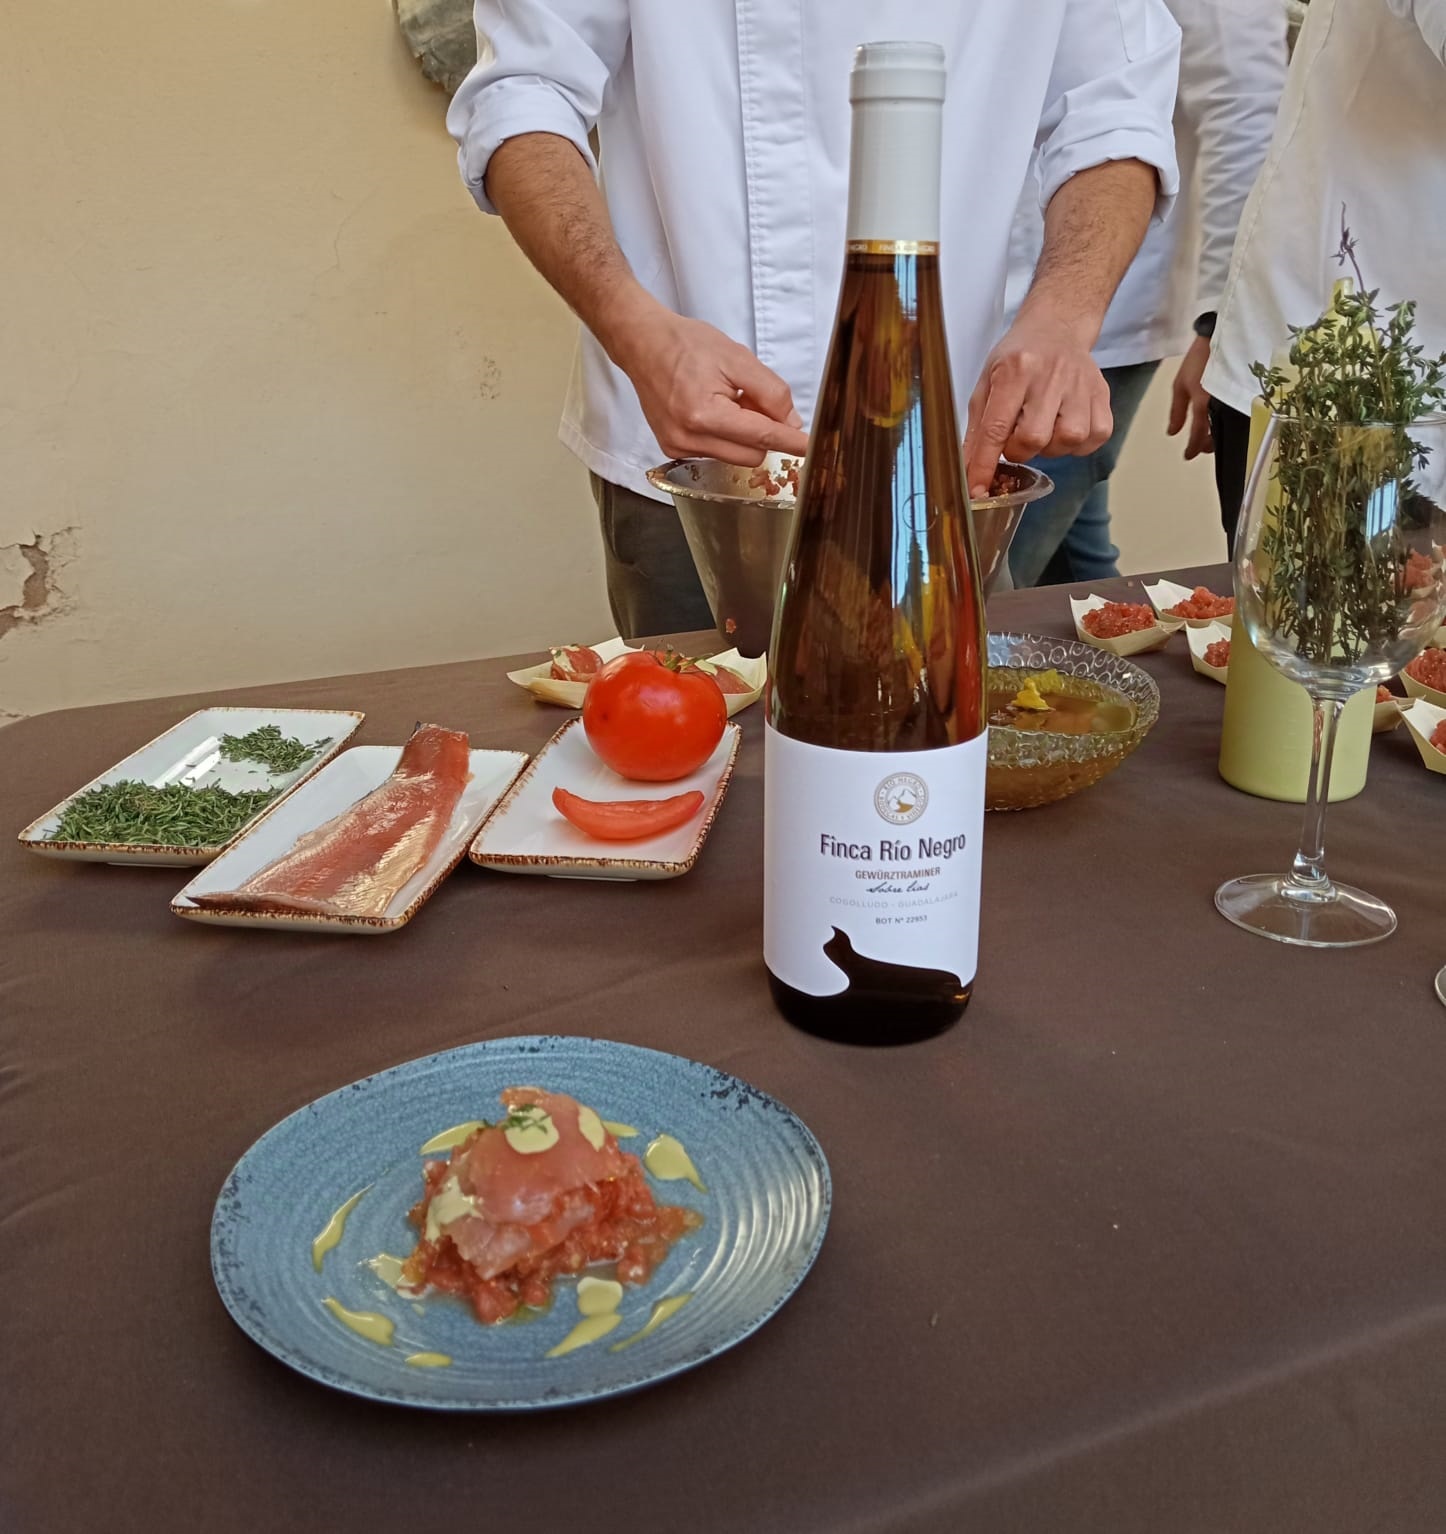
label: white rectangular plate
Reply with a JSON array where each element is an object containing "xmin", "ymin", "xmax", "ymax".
[
  {"xmin": 171, "ymin": 745, "xmax": 527, "ymax": 933},
  {"xmin": 506, "ymin": 638, "xmax": 766, "ymax": 716},
  {"xmin": 18, "ymin": 707, "xmax": 364, "ymax": 866},
  {"xmin": 469, "ymin": 717, "xmax": 740, "ymax": 881}
]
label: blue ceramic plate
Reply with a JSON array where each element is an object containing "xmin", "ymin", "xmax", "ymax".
[{"xmin": 212, "ymin": 1035, "xmax": 831, "ymax": 1410}]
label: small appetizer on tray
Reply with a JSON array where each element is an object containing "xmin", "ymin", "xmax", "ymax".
[
  {"xmin": 1144, "ymin": 578, "xmax": 1235, "ymax": 627},
  {"xmin": 1070, "ymin": 595, "xmax": 1172, "ymax": 657},
  {"xmin": 1186, "ymin": 621, "xmax": 1232, "ymax": 682},
  {"xmin": 507, "ymin": 638, "xmax": 765, "ymax": 715},
  {"xmin": 17, "ymin": 707, "xmax": 363, "ymax": 865},
  {"xmin": 1401, "ymin": 696, "xmax": 1446, "ymax": 777},
  {"xmin": 1374, "ymin": 685, "xmax": 1411, "ymax": 733},
  {"xmin": 174, "ymin": 725, "xmax": 526, "ymax": 932},
  {"xmin": 1401, "ymin": 647, "xmax": 1446, "ymax": 709}
]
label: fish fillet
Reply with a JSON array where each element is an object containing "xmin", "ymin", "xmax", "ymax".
[{"xmin": 190, "ymin": 723, "xmax": 471, "ymax": 918}]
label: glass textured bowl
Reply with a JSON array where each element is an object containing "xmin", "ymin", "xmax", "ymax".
[{"xmin": 986, "ymin": 633, "xmax": 1161, "ymax": 811}]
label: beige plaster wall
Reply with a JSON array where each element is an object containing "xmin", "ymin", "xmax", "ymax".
[
  {"xmin": 1, "ymin": 1, "xmax": 1219, "ymax": 725},
  {"xmin": 1110, "ymin": 365, "xmax": 1229, "ymax": 577},
  {"xmin": 0, "ymin": 0, "xmax": 609, "ymax": 723}
]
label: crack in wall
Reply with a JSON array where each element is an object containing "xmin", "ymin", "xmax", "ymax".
[
  {"xmin": 0, "ymin": 528, "xmax": 78, "ymax": 641},
  {"xmin": 0, "ymin": 528, "xmax": 79, "ymax": 724}
]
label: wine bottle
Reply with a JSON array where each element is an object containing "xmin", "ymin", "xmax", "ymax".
[{"xmin": 764, "ymin": 41, "xmax": 986, "ymax": 1046}]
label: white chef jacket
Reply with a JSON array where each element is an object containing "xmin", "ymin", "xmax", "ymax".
[
  {"xmin": 1205, "ymin": 0, "xmax": 1446, "ymax": 413},
  {"xmin": 1005, "ymin": 0, "xmax": 1287, "ymax": 370},
  {"xmin": 448, "ymin": 1, "xmax": 1182, "ymax": 499}
]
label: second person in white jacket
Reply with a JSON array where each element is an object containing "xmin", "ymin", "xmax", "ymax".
[{"xmin": 1005, "ymin": 0, "xmax": 1287, "ymax": 588}]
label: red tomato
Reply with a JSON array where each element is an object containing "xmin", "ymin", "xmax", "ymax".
[
  {"xmin": 582, "ymin": 651, "xmax": 727, "ymax": 781},
  {"xmin": 552, "ymin": 786, "xmax": 705, "ymax": 841}
]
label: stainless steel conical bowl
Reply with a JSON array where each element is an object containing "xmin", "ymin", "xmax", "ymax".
[{"xmin": 645, "ymin": 454, "xmax": 1053, "ymax": 657}]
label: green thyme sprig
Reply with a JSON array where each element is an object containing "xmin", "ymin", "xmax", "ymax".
[
  {"xmin": 218, "ymin": 724, "xmax": 331, "ymax": 775},
  {"xmin": 49, "ymin": 780, "xmax": 280, "ymax": 847},
  {"xmin": 1249, "ymin": 218, "xmax": 1446, "ymax": 666},
  {"xmin": 495, "ymin": 1106, "xmax": 553, "ymax": 1135}
]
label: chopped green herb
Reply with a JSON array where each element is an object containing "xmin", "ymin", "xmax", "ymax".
[
  {"xmin": 48, "ymin": 780, "xmax": 280, "ymax": 848},
  {"xmin": 218, "ymin": 724, "xmax": 331, "ymax": 775},
  {"xmin": 472, "ymin": 1106, "xmax": 556, "ymax": 1136}
]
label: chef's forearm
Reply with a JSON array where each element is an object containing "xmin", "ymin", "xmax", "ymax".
[
  {"xmin": 484, "ymin": 132, "xmax": 660, "ymax": 371},
  {"xmin": 1016, "ymin": 157, "xmax": 1158, "ymax": 347}
]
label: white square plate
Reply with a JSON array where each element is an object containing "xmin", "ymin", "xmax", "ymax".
[
  {"xmin": 469, "ymin": 717, "xmax": 740, "ymax": 881},
  {"xmin": 172, "ymin": 745, "xmax": 527, "ymax": 933},
  {"xmin": 18, "ymin": 707, "xmax": 364, "ymax": 865}
]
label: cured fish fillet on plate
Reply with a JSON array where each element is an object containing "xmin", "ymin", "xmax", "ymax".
[{"xmin": 188, "ymin": 723, "xmax": 471, "ymax": 918}]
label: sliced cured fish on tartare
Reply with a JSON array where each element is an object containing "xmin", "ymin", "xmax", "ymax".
[{"xmin": 401, "ymin": 1088, "xmax": 702, "ymax": 1324}]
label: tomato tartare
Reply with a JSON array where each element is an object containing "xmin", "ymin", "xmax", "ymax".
[
  {"xmin": 1406, "ymin": 648, "xmax": 1446, "ymax": 693},
  {"xmin": 400, "ymin": 1088, "xmax": 701, "ymax": 1326},
  {"xmin": 1081, "ymin": 602, "xmax": 1157, "ymax": 639},
  {"xmin": 1203, "ymin": 638, "xmax": 1231, "ymax": 670},
  {"xmin": 1167, "ymin": 586, "xmax": 1235, "ymax": 620}
]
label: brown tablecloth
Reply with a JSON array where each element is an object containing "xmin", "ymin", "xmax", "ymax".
[{"xmin": 5, "ymin": 566, "xmax": 1446, "ymax": 1534}]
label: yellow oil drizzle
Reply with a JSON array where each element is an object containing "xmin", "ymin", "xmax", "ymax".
[
  {"xmin": 610, "ymin": 1293, "xmax": 693, "ymax": 1353},
  {"xmin": 546, "ymin": 1312, "xmax": 622, "ymax": 1358},
  {"xmin": 419, "ymin": 1120, "xmax": 487, "ymax": 1155},
  {"xmin": 602, "ymin": 1119, "xmax": 639, "ymax": 1139},
  {"xmin": 545, "ymin": 1272, "xmax": 627, "ymax": 1359},
  {"xmin": 322, "ymin": 1297, "xmax": 395, "ymax": 1346},
  {"xmin": 365, "ymin": 1253, "xmax": 406, "ymax": 1289},
  {"xmin": 576, "ymin": 1104, "xmax": 607, "ymax": 1150},
  {"xmin": 576, "ymin": 1276, "xmax": 623, "ymax": 1316},
  {"xmin": 311, "ymin": 1187, "xmax": 370, "ymax": 1272},
  {"xmin": 644, "ymin": 1133, "xmax": 707, "ymax": 1192},
  {"xmin": 404, "ymin": 1352, "xmax": 452, "ymax": 1368}
]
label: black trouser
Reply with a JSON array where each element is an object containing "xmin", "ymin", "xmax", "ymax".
[
  {"xmin": 1208, "ymin": 398, "xmax": 1253, "ymax": 556},
  {"xmin": 591, "ymin": 474, "xmax": 715, "ymax": 641}
]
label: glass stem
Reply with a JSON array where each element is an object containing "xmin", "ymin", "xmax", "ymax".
[{"xmin": 1285, "ymin": 692, "xmax": 1345, "ymax": 901}]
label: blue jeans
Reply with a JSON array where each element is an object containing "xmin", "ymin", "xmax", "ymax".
[{"xmin": 1007, "ymin": 360, "xmax": 1161, "ymax": 587}]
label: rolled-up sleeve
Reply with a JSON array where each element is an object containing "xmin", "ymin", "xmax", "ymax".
[
  {"xmin": 445, "ymin": 0, "xmax": 631, "ymax": 214},
  {"xmin": 1035, "ymin": 0, "xmax": 1183, "ymax": 223}
]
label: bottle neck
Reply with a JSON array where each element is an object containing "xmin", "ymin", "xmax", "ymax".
[{"xmin": 845, "ymin": 97, "xmax": 942, "ymax": 247}]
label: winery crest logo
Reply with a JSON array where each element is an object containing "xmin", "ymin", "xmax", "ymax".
[{"xmin": 873, "ymin": 772, "xmax": 927, "ymax": 825}]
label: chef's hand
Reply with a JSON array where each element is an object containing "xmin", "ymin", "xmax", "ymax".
[
  {"xmin": 613, "ymin": 304, "xmax": 809, "ymax": 465},
  {"xmin": 963, "ymin": 310, "xmax": 1112, "ymax": 499},
  {"xmin": 1167, "ymin": 335, "xmax": 1214, "ymax": 460}
]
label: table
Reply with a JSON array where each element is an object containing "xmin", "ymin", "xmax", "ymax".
[{"xmin": 5, "ymin": 566, "xmax": 1446, "ymax": 1534}]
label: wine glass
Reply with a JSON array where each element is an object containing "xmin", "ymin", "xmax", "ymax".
[{"xmin": 1216, "ymin": 412, "xmax": 1446, "ymax": 946}]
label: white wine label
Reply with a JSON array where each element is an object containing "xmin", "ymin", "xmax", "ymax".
[{"xmin": 764, "ymin": 725, "xmax": 986, "ymax": 999}]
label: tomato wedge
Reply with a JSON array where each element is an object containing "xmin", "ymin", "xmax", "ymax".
[{"xmin": 552, "ymin": 786, "xmax": 705, "ymax": 842}]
